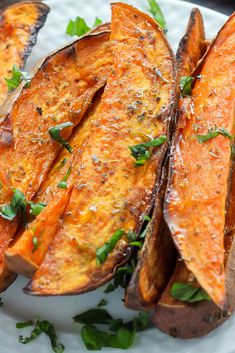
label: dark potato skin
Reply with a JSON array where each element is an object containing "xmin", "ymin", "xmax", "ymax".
[
  {"xmin": 125, "ymin": 165, "xmax": 177, "ymax": 310},
  {"xmin": 153, "ymin": 262, "xmax": 230, "ymax": 339},
  {"xmin": 24, "ymin": 3, "xmax": 177, "ymax": 297},
  {"xmin": 153, "ymin": 11, "xmax": 235, "ymax": 338},
  {"xmin": 0, "ymin": 1, "xmax": 50, "ymax": 106},
  {"xmin": 176, "ymin": 8, "xmax": 206, "ymax": 76}
]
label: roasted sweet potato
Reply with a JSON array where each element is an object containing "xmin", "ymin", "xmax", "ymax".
[
  {"xmin": 125, "ymin": 164, "xmax": 177, "ymax": 310},
  {"xmin": 24, "ymin": 2, "xmax": 176, "ymax": 296},
  {"xmin": 0, "ymin": 1, "xmax": 50, "ymax": 106},
  {"xmin": 5, "ymin": 92, "xmax": 104, "ymax": 277},
  {"xmin": 163, "ymin": 12, "xmax": 235, "ymax": 308},
  {"xmin": 0, "ymin": 30, "xmax": 112, "ymax": 292},
  {"xmin": 176, "ymin": 8, "xmax": 206, "ymax": 76}
]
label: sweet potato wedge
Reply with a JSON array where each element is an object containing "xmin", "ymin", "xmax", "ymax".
[
  {"xmin": 24, "ymin": 2, "xmax": 176, "ymax": 296},
  {"xmin": 5, "ymin": 92, "xmax": 104, "ymax": 277},
  {"xmin": 125, "ymin": 164, "xmax": 177, "ymax": 310},
  {"xmin": 0, "ymin": 1, "xmax": 50, "ymax": 106},
  {"xmin": 176, "ymin": 8, "xmax": 206, "ymax": 76},
  {"xmin": 0, "ymin": 30, "xmax": 112, "ymax": 292},
  {"xmin": 163, "ymin": 12, "xmax": 235, "ymax": 308}
]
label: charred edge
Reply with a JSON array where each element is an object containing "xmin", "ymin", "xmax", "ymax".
[{"xmin": 20, "ymin": 3, "xmax": 50, "ymax": 68}]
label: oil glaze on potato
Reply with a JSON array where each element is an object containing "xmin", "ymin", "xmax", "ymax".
[
  {"xmin": 0, "ymin": 31, "xmax": 112, "ymax": 292},
  {"xmin": 25, "ymin": 3, "xmax": 176, "ymax": 296},
  {"xmin": 0, "ymin": 1, "xmax": 50, "ymax": 106},
  {"xmin": 164, "ymin": 12, "xmax": 235, "ymax": 307}
]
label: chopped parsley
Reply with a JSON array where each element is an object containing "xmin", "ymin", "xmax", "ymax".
[
  {"xmin": 196, "ymin": 127, "xmax": 232, "ymax": 144},
  {"xmin": 147, "ymin": 0, "xmax": 167, "ymax": 32},
  {"xmin": 17, "ymin": 317, "xmax": 64, "ymax": 353},
  {"xmin": 0, "ymin": 189, "xmax": 46, "ymax": 223},
  {"xmin": 5, "ymin": 65, "xmax": 31, "ymax": 92},
  {"xmin": 97, "ymin": 299, "xmax": 107, "ymax": 308},
  {"xmin": 171, "ymin": 282, "xmax": 211, "ymax": 303},
  {"xmin": 96, "ymin": 230, "xmax": 125, "ymax": 265},
  {"xmin": 73, "ymin": 308, "xmax": 149, "ymax": 350},
  {"xmin": 66, "ymin": 16, "xmax": 102, "ymax": 37},
  {"xmin": 129, "ymin": 135, "xmax": 166, "ymax": 166},
  {"xmin": 180, "ymin": 76, "xmax": 194, "ymax": 97},
  {"xmin": 48, "ymin": 122, "xmax": 73, "ymax": 153},
  {"xmin": 57, "ymin": 166, "xmax": 72, "ymax": 189}
]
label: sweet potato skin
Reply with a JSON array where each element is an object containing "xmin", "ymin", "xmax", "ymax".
[
  {"xmin": 125, "ymin": 165, "xmax": 177, "ymax": 310},
  {"xmin": 0, "ymin": 1, "xmax": 50, "ymax": 106},
  {"xmin": 153, "ymin": 262, "xmax": 230, "ymax": 339},
  {"xmin": 176, "ymin": 8, "xmax": 206, "ymax": 76},
  {"xmin": 25, "ymin": 3, "xmax": 176, "ymax": 296},
  {"xmin": 0, "ymin": 31, "xmax": 112, "ymax": 292},
  {"xmin": 164, "ymin": 12, "xmax": 235, "ymax": 307}
]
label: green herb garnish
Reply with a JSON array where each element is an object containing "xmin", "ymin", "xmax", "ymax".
[
  {"xmin": 66, "ymin": 16, "xmax": 102, "ymax": 37},
  {"xmin": 57, "ymin": 166, "xmax": 72, "ymax": 189},
  {"xmin": 171, "ymin": 282, "xmax": 211, "ymax": 303},
  {"xmin": 17, "ymin": 317, "xmax": 64, "ymax": 353},
  {"xmin": 5, "ymin": 65, "xmax": 31, "ymax": 92},
  {"xmin": 0, "ymin": 189, "xmax": 46, "ymax": 222},
  {"xmin": 96, "ymin": 229, "xmax": 125, "ymax": 265},
  {"xmin": 73, "ymin": 308, "xmax": 149, "ymax": 350},
  {"xmin": 147, "ymin": 0, "xmax": 167, "ymax": 32},
  {"xmin": 180, "ymin": 76, "xmax": 194, "ymax": 97},
  {"xmin": 32, "ymin": 236, "xmax": 40, "ymax": 253},
  {"xmin": 29, "ymin": 202, "xmax": 46, "ymax": 216},
  {"xmin": 196, "ymin": 127, "xmax": 232, "ymax": 144},
  {"xmin": 0, "ymin": 188, "xmax": 27, "ymax": 221},
  {"xmin": 48, "ymin": 122, "xmax": 73, "ymax": 153},
  {"xmin": 129, "ymin": 135, "xmax": 166, "ymax": 166},
  {"xmin": 97, "ymin": 299, "xmax": 107, "ymax": 308},
  {"xmin": 16, "ymin": 320, "xmax": 34, "ymax": 329}
]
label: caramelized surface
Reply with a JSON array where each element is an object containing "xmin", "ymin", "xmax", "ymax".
[
  {"xmin": 165, "ymin": 13, "xmax": 235, "ymax": 306},
  {"xmin": 26, "ymin": 3, "xmax": 175, "ymax": 296},
  {"xmin": 0, "ymin": 1, "xmax": 49, "ymax": 106},
  {"xmin": 0, "ymin": 31, "xmax": 112, "ymax": 291}
]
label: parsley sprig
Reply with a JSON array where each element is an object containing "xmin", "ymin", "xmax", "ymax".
[
  {"xmin": 66, "ymin": 16, "xmax": 102, "ymax": 37},
  {"xmin": 171, "ymin": 282, "xmax": 211, "ymax": 303},
  {"xmin": 49, "ymin": 122, "xmax": 73, "ymax": 153},
  {"xmin": 73, "ymin": 308, "xmax": 149, "ymax": 350},
  {"xmin": 180, "ymin": 76, "xmax": 194, "ymax": 97},
  {"xmin": 57, "ymin": 166, "xmax": 72, "ymax": 189},
  {"xmin": 5, "ymin": 65, "xmax": 31, "ymax": 92},
  {"xmin": 129, "ymin": 135, "xmax": 166, "ymax": 166},
  {"xmin": 147, "ymin": 0, "xmax": 167, "ymax": 32},
  {"xmin": 0, "ymin": 189, "xmax": 46, "ymax": 222},
  {"xmin": 196, "ymin": 127, "xmax": 232, "ymax": 144},
  {"xmin": 17, "ymin": 317, "xmax": 64, "ymax": 353}
]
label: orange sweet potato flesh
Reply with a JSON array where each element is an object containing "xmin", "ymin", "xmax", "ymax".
[
  {"xmin": 0, "ymin": 1, "xmax": 50, "ymax": 106},
  {"xmin": 5, "ymin": 93, "xmax": 104, "ymax": 277},
  {"xmin": 164, "ymin": 13, "xmax": 235, "ymax": 307},
  {"xmin": 24, "ymin": 3, "xmax": 176, "ymax": 296},
  {"xmin": 0, "ymin": 31, "xmax": 112, "ymax": 292}
]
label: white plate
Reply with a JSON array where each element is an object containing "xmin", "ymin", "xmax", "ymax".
[{"xmin": 1, "ymin": 1, "xmax": 230, "ymax": 353}]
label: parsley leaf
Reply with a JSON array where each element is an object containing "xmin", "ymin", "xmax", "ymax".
[
  {"xmin": 5, "ymin": 65, "xmax": 31, "ymax": 92},
  {"xmin": 74, "ymin": 308, "xmax": 149, "ymax": 350},
  {"xmin": 196, "ymin": 127, "xmax": 232, "ymax": 144},
  {"xmin": 97, "ymin": 299, "xmax": 107, "ymax": 307},
  {"xmin": 29, "ymin": 202, "xmax": 46, "ymax": 216},
  {"xmin": 147, "ymin": 0, "xmax": 167, "ymax": 32},
  {"xmin": 96, "ymin": 229, "xmax": 125, "ymax": 265},
  {"xmin": 180, "ymin": 76, "xmax": 194, "ymax": 97},
  {"xmin": 17, "ymin": 317, "xmax": 64, "ymax": 353},
  {"xmin": 66, "ymin": 16, "xmax": 103, "ymax": 37},
  {"xmin": 129, "ymin": 135, "xmax": 166, "ymax": 166},
  {"xmin": 16, "ymin": 320, "xmax": 33, "ymax": 329},
  {"xmin": 57, "ymin": 166, "xmax": 72, "ymax": 189},
  {"xmin": 49, "ymin": 122, "xmax": 73, "ymax": 153},
  {"xmin": 0, "ymin": 188, "xmax": 27, "ymax": 221},
  {"xmin": 171, "ymin": 282, "xmax": 211, "ymax": 303}
]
